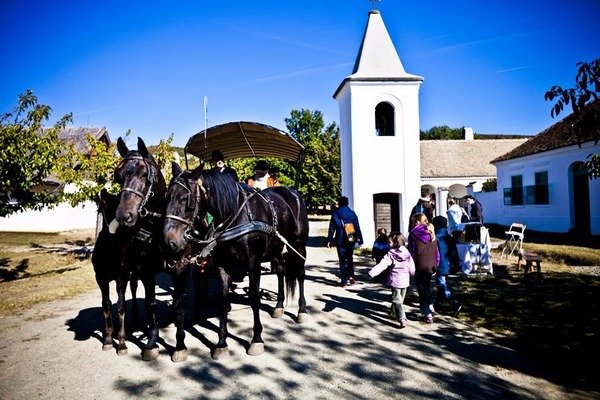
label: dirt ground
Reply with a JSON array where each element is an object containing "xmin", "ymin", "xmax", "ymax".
[{"xmin": 0, "ymin": 220, "xmax": 597, "ymax": 400}]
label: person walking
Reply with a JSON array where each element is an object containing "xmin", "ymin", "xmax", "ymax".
[
  {"xmin": 368, "ymin": 232, "xmax": 415, "ymax": 328},
  {"xmin": 326, "ymin": 196, "xmax": 363, "ymax": 287},
  {"xmin": 372, "ymin": 227, "xmax": 391, "ymax": 264},
  {"xmin": 408, "ymin": 213, "xmax": 440, "ymax": 323},
  {"xmin": 371, "ymin": 228, "xmax": 391, "ymax": 283},
  {"xmin": 431, "ymin": 215, "xmax": 462, "ymax": 317},
  {"xmin": 409, "ymin": 194, "xmax": 434, "ymax": 231},
  {"xmin": 209, "ymin": 150, "xmax": 239, "ymax": 182}
]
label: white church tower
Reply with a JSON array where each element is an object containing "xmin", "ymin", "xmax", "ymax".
[{"xmin": 333, "ymin": 9, "xmax": 423, "ymax": 245}]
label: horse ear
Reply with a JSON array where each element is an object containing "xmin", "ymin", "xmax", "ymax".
[
  {"xmin": 137, "ymin": 137, "xmax": 149, "ymax": 158},
  {"xmin": 190, "ymin": 165, "xmax": 203, "ymax": 180},
  {"xmin": 171, "ymin": 161, "xmax": 182, "ymax": 177},
  {"xmin": 117, "ymin": 137, "xmax": 129, "ymax": 157}
]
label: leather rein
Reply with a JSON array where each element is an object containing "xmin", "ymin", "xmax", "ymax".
[{"xmin": 165, "ymin": 175, "xmax": 278, "ymax": 261}]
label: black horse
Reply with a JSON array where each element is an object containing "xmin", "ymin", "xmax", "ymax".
[
  {"xmin": 91, "ymin": 137, "xmax": 166, "ymax": 361},
  {"xmin": 163, "ymin": 162, "xmax": 309, "ymax": 360}
]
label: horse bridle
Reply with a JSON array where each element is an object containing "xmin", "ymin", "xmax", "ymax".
[
  {"xmin": 165, "ymin": 174, "xmax": 200, "ymax": 226},
  {"xmin": 118, "ymin": 154, "xmax": 161, "ymax": 218}
]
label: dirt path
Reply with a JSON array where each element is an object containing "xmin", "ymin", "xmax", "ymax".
[{"xmin": 0, "ymin": 220, "xmax": 594, "ymax": 400}]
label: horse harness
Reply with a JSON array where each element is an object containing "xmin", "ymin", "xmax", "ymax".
[{"xmin": 165, "ymin": 174, "xmax": 279, "ymax": 263}]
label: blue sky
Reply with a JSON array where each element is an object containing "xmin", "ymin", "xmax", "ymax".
[{"xmin": 1, "ymin": 1, "xmax": 599, "ymax": 147}]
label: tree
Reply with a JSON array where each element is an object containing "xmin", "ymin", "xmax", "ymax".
[
  {"xmin": 285, "ymin": 109, "xmax": 340, "ymax": 210},
  {"xmin": 420, "ymin": 125, "xmax": 464, "ymax": 140},
  {"xmin": 545, "ymin": 58, "xmax": 600, "ymax": 179},
  {"xmin": 0, "ymin": 90, "xmax": 72, "ymax": 216}
]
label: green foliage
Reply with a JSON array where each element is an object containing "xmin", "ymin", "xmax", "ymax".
[
  {"xmin": 56, "ymin": 133, "xmax": 120, "ymax": 206},
  {"xmin": 0, "ymin": 90, "xmax": 72, "ymax": 216},
  {"xmin": 545, "ymin": 58, "xmax": 600, "ymax": 179},
  {"xmin": 545, "ymin": 58, "xmax": 600, "ymax": 117},
  {"xmin": 151, "ymin": 133, "xmax": 175, "ymax": 183},
  {"xmin": 420, "ymin": 125, "xmax": 465, "ymax": 140},
  {"xmin": 285, "ymin": 109, "xmax": 340, "ymax": 210},
  {"xmin": 481, "ymin": 178, "xmax": 497, "ymax": 192}
]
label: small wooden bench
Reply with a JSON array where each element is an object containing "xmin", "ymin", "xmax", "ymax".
[{"xmin": 517, "ymin": 250, "xmax": 542, "ymax": 274}]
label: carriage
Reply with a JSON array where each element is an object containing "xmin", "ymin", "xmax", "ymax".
[{"xmin": 93, "ymin": 122, "xmax": 309, "ymax": 362}]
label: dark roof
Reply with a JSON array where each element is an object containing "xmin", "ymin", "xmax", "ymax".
[
  {"xmin": 492, "ymin": 98, "xmax": 600, "ymax": 163},
  {"xmin": 57, "ymin": 126, "xmax": 110, "ymax": 153},
  {"xmin": 185, "ymin": 121, "xmax": 304, "ymax": 163},
  {"xmin": 420, "ymin": 139, "xmax": 527, "ymax": 178}
]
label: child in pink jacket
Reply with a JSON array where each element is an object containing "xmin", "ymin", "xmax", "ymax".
[{"xmin": 368, "ymin": 232, "xmax": 416, "ymax": 328}]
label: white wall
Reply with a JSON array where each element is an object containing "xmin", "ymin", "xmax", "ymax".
[
  {"xmin": 0, "ymin": 201, "xmax": 98, "ymax": 232},
  {"xmin": 492, "ymin": 141, "xmax": 600, "ymax": 235}
]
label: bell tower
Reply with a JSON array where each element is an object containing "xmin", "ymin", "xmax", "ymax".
[{"xmin": 333, "ymin": 9, "xmax": 423, "ymax": 245}]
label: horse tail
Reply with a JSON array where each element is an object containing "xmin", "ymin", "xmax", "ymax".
[{"xmin": 284, "ymin": 252, "xmax": 297, "ymax": 301}]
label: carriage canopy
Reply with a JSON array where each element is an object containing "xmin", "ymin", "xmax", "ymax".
[{"xmin": 185, "ymin": 121, "xmax": 304, "ymax": 164}]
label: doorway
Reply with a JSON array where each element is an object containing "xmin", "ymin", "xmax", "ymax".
[
  {"xmin": 570, "ymin": 162, "xmax": 591, "ymax": 235},
  {"xmin": 373, "ymin": 193, "xmax": 401, "ymax": 235}
]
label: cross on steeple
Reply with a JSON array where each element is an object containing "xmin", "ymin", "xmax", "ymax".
[{"xmin": 367, "ymin": 0, "xmax": 381, "ymax": 11}]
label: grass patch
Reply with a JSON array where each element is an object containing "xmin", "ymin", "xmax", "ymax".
[
  {"xmin": 0, "ymin": 229, "xmax": 96, "ymax": 315},
  {"xmin": 448, "ymin": 250, "xmax": 599, "ymax": 390}
]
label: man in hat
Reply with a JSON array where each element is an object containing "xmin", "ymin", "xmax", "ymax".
[
  {"xmin": 210, "ymin": 150, "xmax": 238, "ymax": 182},
  {"xmin": 246, "ymin": 160, "xmax": 279, "ymax": 190}
]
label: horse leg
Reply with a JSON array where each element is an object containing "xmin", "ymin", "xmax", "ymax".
[
  {"xmin": 289, "ymin": 249, "xmax": 309, "ymax": 323},
  {"xmin": 272, "ymin": 255, "xmax": 285, "ymax": 318},
  {"xmin": 171, "ymin": 264, "xmax": 189, "ymax": 363},
  {"xmin": 115, "ymin": 278, "xmax": 129, "ymax": 355},
  {"xmin": 211, "ymin": 267, "xmax": 231, "ymax": 360},
  {"xmin": 246, "ymin": 263, "xmax": 265, "ymax": 356},
  {"xmin": 97, "ymin": 279, "xmax": 114, "ymax": 351},
  {"xmin": 141, "ymin": 273, "xmax": 160, "ymax": 361}
]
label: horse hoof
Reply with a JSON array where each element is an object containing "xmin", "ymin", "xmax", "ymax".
[
  {"xmin": 171, "ymin": 349, "xmax": 188, "ymax": 363},
  {"xmin": 211, "ymin": 347, "xmax": 230, "ymax": 360},
  {"xmin": 297, "ymin": 312, "xmax": 309, "ymax": 323},
  {"xmin": 272, "ymin": 307, "xmax": 284, "ymax": 318},
  {"xmin": 247, "ymin": 342, "xmax": 264, "ymax": 356},
  {"xmin": 102, "ymin": 344, "xmax": 113, "ymax": 351},
  {"xmin": 117, "ymin": 347, "xmax": 128, "ymax": 356},
  {"xmin": 142, "ymin": 347, "xmax": 159, "ymax": 361}
]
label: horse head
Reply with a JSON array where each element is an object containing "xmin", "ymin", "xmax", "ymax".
[
  {"xmin": 114, "ymin": 137, "xmax": 165, "ymax": 228},
  {"xmin": 164, "ymin": 162, "xmax": 206, "ymax": 258}
]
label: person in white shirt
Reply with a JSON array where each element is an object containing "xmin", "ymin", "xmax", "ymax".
[{"xmin": 446, "ymin": 197, "xmax": 467, "ymax": 233}]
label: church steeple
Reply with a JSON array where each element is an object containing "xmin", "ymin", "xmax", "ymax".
[
  {"xmin": 334, "ymin": 10, "xmax": 422, "ymax": 98},
  {"xmin": 332, "ymin": 9, "xmax": 423, "ymax": 244}
]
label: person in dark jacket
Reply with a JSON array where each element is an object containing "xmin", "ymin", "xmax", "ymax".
[
  {"xmin": 431, "ymin": 216, "xmax": 462, "ymax": 317},
  {"xmin": 465, "ymin": 195, "xmax": 484, "ymax": 224},
  {"xmin": 409, "ymin": 194, "xmax": 434, "ymax": 231},
  {"xmin": 209, "ymin": 150, "xmax": 239, "ymax": 182},
  {"xmin": 326, "ymin": 196, "xmax": 364, "ymax": 287},
  {"xmin": 371, "ymin": 228, "xmax": 391, "ymax": 283},
  {"xmin": 408, "ymin": 213, "xmax": 439, "ymax": 323}
]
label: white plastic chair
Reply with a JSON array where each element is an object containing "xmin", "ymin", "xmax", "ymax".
[{"xmin": 501, "ymin": 223, "xmax": 526, "ymax": 259}]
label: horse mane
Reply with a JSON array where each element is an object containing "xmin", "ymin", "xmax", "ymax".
[{"xmin": 196, "ymin": 169, "xmax": 239, "ymax": 221}]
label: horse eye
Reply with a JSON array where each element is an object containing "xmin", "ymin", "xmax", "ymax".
[{"xmin": 180, "ymin": 195, "xmax": 188, "ymax": 204}]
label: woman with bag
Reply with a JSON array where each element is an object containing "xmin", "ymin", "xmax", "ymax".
[
  {"xmin": 368, "ymin": 232, "xmax": 415, "ymax": 328},
  {"xmin": 326, "ymin": 196, "xmax": 363, "ymax": 287}
]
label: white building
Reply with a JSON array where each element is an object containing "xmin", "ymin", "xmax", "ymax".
[{"xmin": 490, "ymin": 99, "xmax": 600, "ymax": 236}]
